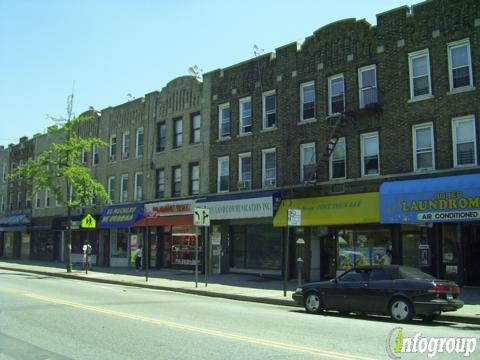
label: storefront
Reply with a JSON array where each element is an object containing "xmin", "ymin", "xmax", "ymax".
[
  {"xmin": 197, "ymin": 191, "xmax": 282, "ymax": 275},
  {"xmin": 30, "ymin": 217, "xmax": 58, "ymax": 261},
  {"xmin": 135, "ymin": 199, "xmax": 201, "ymax": 270},
  {"xmin": 0, "ymin": 214, "xmax": 30, "ymax": 259},
  {"xmin": 380, "ymin": 173, "xmax": 480, "ymax": 285},
  {"xmin": 98, "ymin": 204, "xmax": 144, "ymax": 267},
  {"xmin": 274, "ymin": 192, "xmax": 387, "ymax": 281}
]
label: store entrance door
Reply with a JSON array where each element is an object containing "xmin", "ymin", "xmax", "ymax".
[
  {"xmin": 320, "ymin": 234, "xmax": 336, "ymax": 280},
  {"xmin": 462, "ymin": 223, "xmax": 480, "ymax": 286}
]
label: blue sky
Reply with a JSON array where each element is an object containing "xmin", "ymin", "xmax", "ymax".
[{"xmin": 0, "ymin": 0, "xmax": 420, "ymax": 147}]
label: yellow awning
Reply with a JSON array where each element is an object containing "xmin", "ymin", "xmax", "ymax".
[{"xmin": 273, "ymin": 192, "xmax": 379, "ymax": 227}]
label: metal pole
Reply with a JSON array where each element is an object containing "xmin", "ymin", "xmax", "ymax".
[
  {"xmin": 283, "ymin": 226, "xmax": 289, "ymax": 297},
  {"xmin": 145, "ymin": 227, "xmax": 149, "ymax": 282},
  {"xmin": 204, "ymin": 226, "xmax": 208, "ymax": 287},
  {"xmin": 195, "ymin": 232, "xmax": 198, "ymax": 288}
]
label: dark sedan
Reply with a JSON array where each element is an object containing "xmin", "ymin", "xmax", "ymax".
[{"xmin": 293, "ymin": 265, "xmax": 463, "ymax": 322}]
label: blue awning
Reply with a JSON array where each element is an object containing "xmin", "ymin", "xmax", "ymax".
[
  {"xmin": 380, "ymin": 173, "xmax": 480, "ymax": 224},
  {"xmin": 0, "ymin": 214, "xmax": 30, "ymax": 226},
  {"xmin": 98, "ymin": 204, "xmax": 144, "ymax": 229}
]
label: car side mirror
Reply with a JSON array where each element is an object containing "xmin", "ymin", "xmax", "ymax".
[{"xmin": 330, "ymin": 278, "xmax": 338, "ymax": 284}]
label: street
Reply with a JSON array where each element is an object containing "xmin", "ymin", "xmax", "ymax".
[{"xmin": 0, "ymin": 269, "xmax": 478, "ymax": 360}]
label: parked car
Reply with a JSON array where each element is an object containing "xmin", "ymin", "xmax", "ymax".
[{"xmin": 292, "ymin": 265, "xmax": 463, "ymax": 322}]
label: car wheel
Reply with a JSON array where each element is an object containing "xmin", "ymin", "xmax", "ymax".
[
  {"xmin": 389, "ymin": 298, "xmax": 413, "ymax": 322},
  {"xmin": 304, "ymin": 292, "xmax": 323, "ymax": 314},
  {"xmin": 420, "ymin": 313, "xmax": 440, "ymax": 322}
]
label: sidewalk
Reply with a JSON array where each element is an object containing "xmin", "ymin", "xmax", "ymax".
[{"xmin": 1, "ymin": 260, "xmax": 479, "ymax": 325}]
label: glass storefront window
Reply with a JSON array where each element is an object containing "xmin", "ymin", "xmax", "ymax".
[
  {"xmin": 442, "ymin": 224, "xmax": 460, "ymax": 264},
  {"xmin": 337, "ymin": 227, "xmax": 392, "ymax": 271},
  {"xmin": 111, "ymin": 229, "xmax": 128, "ymax": 257},
  {"xmin": 401, "ymin": 225, "xmax": 431, "ymax": 268}
]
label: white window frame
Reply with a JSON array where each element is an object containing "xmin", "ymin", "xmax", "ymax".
[
  {"xmin": 238, "ymin": 152, "xmax": 252, "ymax": 188},
  {"xmin": 360, "ymin": 132, "xmax": 380, "ymax": 177},
  {"xmin": 217, "ymin": 156, "xmax": 229, "ymax": 193},
  {"xmin": 300, "ymin": 81, "xmax": 316, "ymax": 122},
  {"xmin": 108, "ymin": 176, "xmax": 115, "ymax": 203},
  {"xmin": 189, "ymin": 163, "xmax": 200, "ymax": 195},
  {"xmin": 35, "ymin": 193, "xmax": 40, "ymax": 209},
  {"xmin": 358, "ymin": 65, "xmax": 377, "ymax": 108},
  {"xmin": 172, "ymin": 166, "xmax": 182, "ymax": 197},
  {"xmin": 17, "ymin": 192, "xmax": 22, "ymax": 209},
  {"xmin": 452, "ymin": 115, "xmax": 477, "ymax": 168},
  {"xmin": 122, "ymin": 131, "xmax": 130, "ymax": 159},
  {"xmin": 262, "ymin": 90, "xmax": 277, "ymax": 129},
  {"xmin": 328, "ymin": 74, "xmax": 345, "ymax": 116},
  {"xmin": 218, "ymin": 103, "xmax": 230, "ymax": 139},
  {"xmin": 92, "ymin": 144, "xmax": 99, "ymax": 165},
  {"xmin": 408, "ymin": 49, "xmax": 432, "ymax": 100},
  {"xmin": 262, "ymin": 148, "xmax": 277, "ymax": 187},
  {"xmin": 329, "ymin": 137, "xmax": 346, "ymax": 180},
  {"xmin": 300, "ymin": 143, "xmax": 316, "ymax": 182},
  {"xmin": 239, "ymin": 97, "xmax": 252, "ymax": 134},
  {"xmin": 136, "ymin": 127, "xmax": 144, "ymax": 157},
  {"xmin": 134, "ymin": 172, "xmax": 143, "ymax": 201},
  {"xmin": 156, "ymin": 169, "xmax": 165, "ymax": 198},
  {"xmin": 109, "ymin": 134, "xmax": 117, "ymax": 161},
  {"xmin": 120, "ymin": 174, "xmax": 128, "ymax": 202},
  {"xmin": 448, "ymin": 39, "xmax": 473, "ymax": 92},
  {"xmin": 412, "ymin": 123, "xmax": 435, "ymax": 171},
  {"xmin": 81, "ymin": 150, "xmax": 88, "ymax": 165},
  {"xmin": 173, "ymin": 118, "xmax": 183, "ymax": 148},
  {"xmin": 191, "ymin": 113, "xmax": 201, "ymax": 144},
  {"xmin": 44, "ymin": 188, "xmax": 50, "ymax": 208}
]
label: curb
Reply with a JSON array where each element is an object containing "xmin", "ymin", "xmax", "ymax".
[{"xmin": 2, "ymin": 265, "xmax": 479, "ymax": 325}]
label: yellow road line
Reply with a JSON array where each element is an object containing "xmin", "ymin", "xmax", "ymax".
[{"xmin": 1, "ymin": 288, "xmax": 378, "ymax": 360}]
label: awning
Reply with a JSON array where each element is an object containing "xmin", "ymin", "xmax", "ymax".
[
  {"xmin": 0, "ymin": 225, "xmax": 27, "ymax": 232},
  {"xmin": 135, "ymin": 215, "xmax": 193, "ymax": 227},
  {"xmin": 273, "ymin": 192, "xmax": 379, "ymax": 227},
  {"xmin": 98, "ymin": 204, "xmax": 144, "ymax": 229},
  {"xmin": 0, "ymin": 214, "xmax": 30, "ymax": 226},
  {"xmin": 380, "ymin": 173, "xmax": 480, "ymax": 224}
]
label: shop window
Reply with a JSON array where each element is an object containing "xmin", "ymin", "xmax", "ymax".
[
  {"xmin": 401, "ymin": 225, "xmax": 432, "ymax": 269},
  {"xmin": 111, "ymin": 229, "xmax": 128, "ymax": 258},
  {"xmin": 171, "ymin": 233, "xmax": 202, "ymax": 266}
]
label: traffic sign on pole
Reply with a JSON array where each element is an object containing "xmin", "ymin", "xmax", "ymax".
[{"xmin": 194, "ymin": 208, "xmax": 210, "ymax": 226}]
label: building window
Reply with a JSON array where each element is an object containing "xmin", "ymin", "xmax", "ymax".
[
  {"xmin": 191, "ymin": 113, "xmax": 201, "ymax": 144},
  {"xmin": 155, "ymin": 169, "xmax": 165, "ymax": 198},
  {"xmin": 217, "ymin": 157, "xmax": 229, "ymax": 192},
  {"xmin": 300, "ymin": 81, "xmax": 315, "ymax": 121},
  {"xmin": 358, "ymin": 65, "xmax": 378, "ymax": 108},
  {"xmin": 330, "ymin": 137, "xmax": 346, "ymax": 179},
  {"xmin": 413, "ymin": 123, "xmax": 435, "ymax": 171},
  {"xmin": 92, "ymin": 144, "xmax": 99, "ymax": 165},
  {"xmin": 238, "ymin": 152, "xmax": 252, "ymax": 190},
  {"xmin": 109, "ymin": 135, "xmax": 117, "ymax": 161},
  {"xmin": 156, "ymin": 122, "xmax": 166, "ymax": 152},
  {"xmin": 172, "ymin": 166, "xmax": 182, "ymax": 197},
  {"xmin": 120, "ymin": 174, "xmax": 128, "ymax": 202},
  {"xmin": 262, "ymin": 90, "xmax": 277, "ymax": 129},
  {"xmin": 35, "ymin": 193, "xmax": 40, "ymax": 209},
  {"xmin": 300, "ymin": 143, "xmax": 316, "ymax": 182},
  {"xmin": 408, "ymin": 49, "xmax": 432, "ymax": 100},
  {"xmin": 45, "ymin": 188, "xmax": 51, "ymax": 208},
  {"xmin": 134, "ymin": 172, "xmax": 143, "ymax": 201},
  {"xmin": 361, "ymin": 132, "xmax": 379, "ymax": 176},
  {"xmin": 218, "ymin": 103, "xmax": 230, "ymax": 139},
  {"xmin": 122, "ymin": 131, "xmax": 130, "ymax": 159},
  {"xmin": 262, "ymin": 148, "xmax": 276, "ymax": 188},
  {"xmin": 17, "ymin": 192, "xmax": 22, "ymax": 209},
  {"xmin": 173, "ymin": 117, "xmax": 183, "ymax": 148},
  {"xmin": 448, "ymin": 39, "xmax": 473, "ymax": 91},
  {"xmin": 0, "ymin": 195, "xmax": 3, "ymax": 211},
  {"xmin": 239, "ymin": 97, "xmax": 252, "ymax": 134},
  {"xmin": 25, "ymin": 191, "xmax": 32, "ymax": 208},
  {"xmin": 2, "ymin": 164, "xmax": 7, "ymax": 182},
  {"xmin": 81, "ymin": 150, "xmax": 88, "ymax": 165},
  {"xmin": 452, "ymin": 115, "xmax": 477, "ymax": 167},
  {"xmin": 189, "ymin": 163, "xmax": 200, "ymax": 195},
  {"xmin": 108, "ymin": 176, "xmax": 115, "ymax": 203},
  {"xmin": 136, "ymin": 128, "xmax": 144, "ymax": 157},
  {"xmin": 329, "ymin": 74, "xmax": 345, "ymax": 115}
]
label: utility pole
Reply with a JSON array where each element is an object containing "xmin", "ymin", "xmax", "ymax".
[{"xmin": 65, "ymin": 93, "xmax": 74, "ymax": 273}]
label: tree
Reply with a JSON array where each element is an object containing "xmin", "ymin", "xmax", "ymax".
[{"xmin": 8, "ymin": 95, "xmax": 109, "ymax": 272}]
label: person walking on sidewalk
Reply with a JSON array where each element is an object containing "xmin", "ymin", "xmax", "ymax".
[{"xmin": 135, "ymin": 245, "xmax": 143, "ymax": 271}]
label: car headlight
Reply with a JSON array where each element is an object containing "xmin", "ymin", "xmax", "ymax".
[{"xmin": 295, "ymin": 287, "xmax": 303, "ymax": 293}]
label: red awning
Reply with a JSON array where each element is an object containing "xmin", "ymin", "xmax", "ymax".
[{"xmin": 134, "ymin": 215, "xmax": 193, "ymax": 227}]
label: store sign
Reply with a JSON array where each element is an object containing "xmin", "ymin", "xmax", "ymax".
[
  {"xmin": 99, "ymin": 204, "xmax": 143, "ymax": 229},
  {"xmin": 199, "ymin": 196, "xmax": 274, "ymax": 220},
  {"xmin": 145, "ymin": 200, "xmax": 195, "ymax": 218}
]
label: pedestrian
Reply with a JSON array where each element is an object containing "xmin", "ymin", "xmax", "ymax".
[
  {"xmin": 82, "ymin": 241, "xmax": 92, "ymax": 271},
  {"xmin": 384, "ymin": 249, "xmax": 392, "ymax": 265},
  {"xmin": 135, "ymin": 245, "xmax": 143, "ymax": 271}
]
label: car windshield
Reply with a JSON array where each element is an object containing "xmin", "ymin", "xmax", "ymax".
[{"xmin": 396, "ymin": 266, "xmax": 435, "ymax": 280}]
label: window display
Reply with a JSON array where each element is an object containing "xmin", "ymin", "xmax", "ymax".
[{"xmin": 171, "ymin": 233, "xmax": 202, "ymax": 266}]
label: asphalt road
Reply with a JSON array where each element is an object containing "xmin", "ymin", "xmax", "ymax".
[{"xmin": 0, "ymin": 269, "xmax": 478, "ymax": 360}]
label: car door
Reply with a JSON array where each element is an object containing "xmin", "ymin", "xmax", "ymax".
[
  {"xmin": 366, "ymin": 268, "xmax": 396, "ymax": 314},
  {"xmin": 331, "ymin": 269, "xmax": 370, "ymax": 312}
]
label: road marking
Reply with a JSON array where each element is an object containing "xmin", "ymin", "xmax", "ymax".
[{"xmin": 1, "ymin": 288, "xmax": 377, "ymax": 360}]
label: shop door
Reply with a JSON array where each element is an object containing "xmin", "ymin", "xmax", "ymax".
[
  {"xmin": 320, "ymin": 235, "xmax": 336, "ymax": 279},
  {"xmin": 463, "ymin": 224, "xmax": 480, "ymax": 286},
  {"xmin": 13, "ymin": 233, "xmax": 21, "ymax": 258},
  {"xmin": 310, "ymin": 237, "xmax": 321, "ymax": 282}
]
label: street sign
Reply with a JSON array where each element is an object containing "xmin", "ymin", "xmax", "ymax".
[
  {"xmin": 80, "ymin": 214, "xmax": 96, "ymax": 229},
  {"xmin": 287, "ymin": 209, "xmax": 301, "ymax": 226},
  {"xmin": 194, "ymin": 208, "xmax": 210, "ymax": 226}
]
